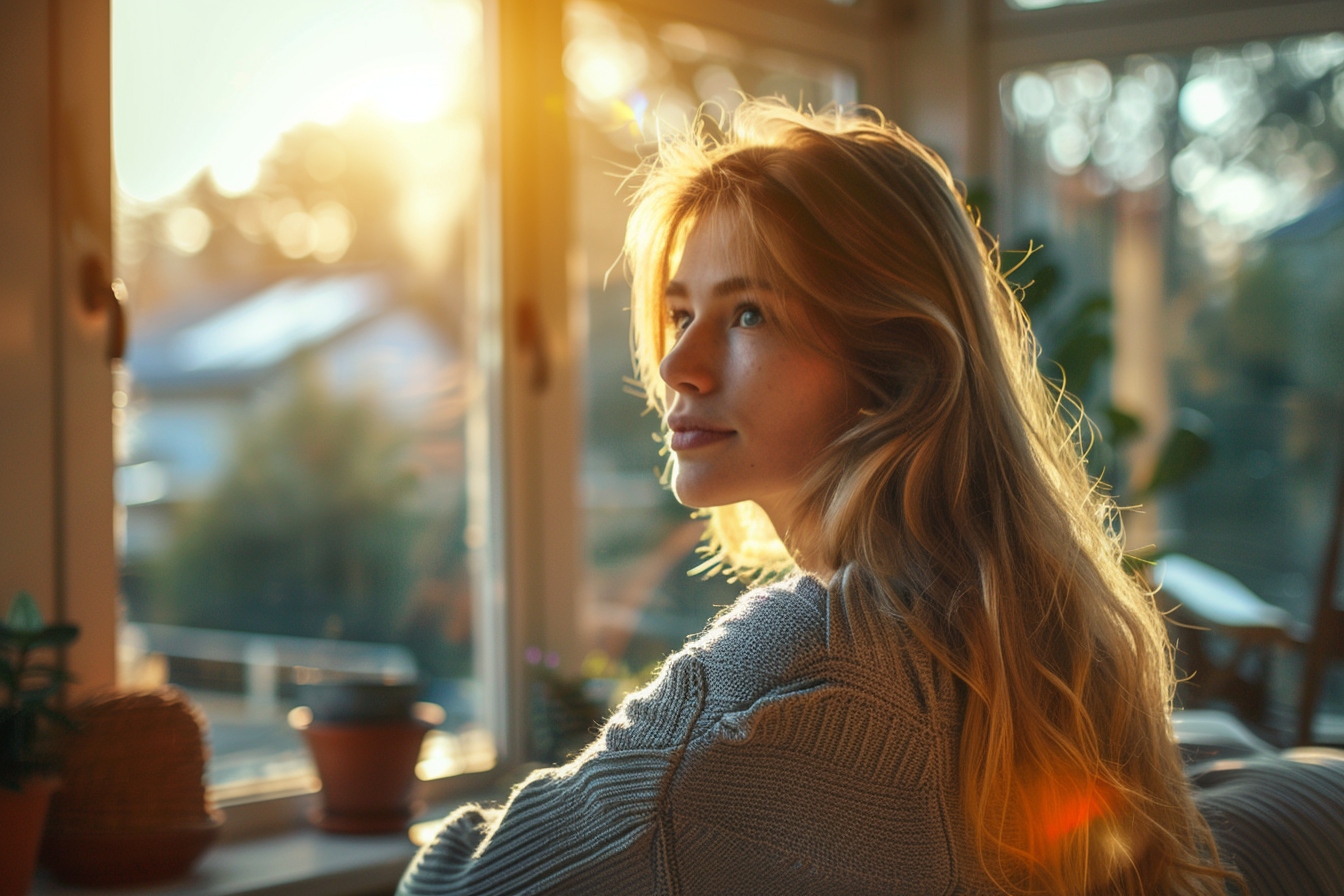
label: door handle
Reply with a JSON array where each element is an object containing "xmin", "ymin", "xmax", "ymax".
[{"xmin": 79, "ymin": 255, "xmax": 126, "ymax": 362}]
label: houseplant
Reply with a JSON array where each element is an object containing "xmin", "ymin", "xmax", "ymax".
[
  {"xmin": 291, "ymin": 677, "xmax": 439, "ymax": 833},
  {"xmin": 0, "ymin": 591, "xmax": 78, "ymax": 896}
]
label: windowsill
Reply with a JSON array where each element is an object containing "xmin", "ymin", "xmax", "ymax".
[
  {"xmin": 30, "ymin": 774, "xmax": 521, "ymax": 896},
  {"xmin": 34, "ymin": 826, "xmax": 419, "ymax": 896}
]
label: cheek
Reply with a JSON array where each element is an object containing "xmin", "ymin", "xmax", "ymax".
[{"xmin": 741, "ymin": 349, "xmax": 853, "ymax": 472}]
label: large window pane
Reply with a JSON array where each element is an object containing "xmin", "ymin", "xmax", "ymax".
[
  {"xmin": 997, "ymin": 33, "xmax": 1344, "ymax": 733},
  {"xmin": 112, "ymin": 0, "xmax": 494, "ymax": 794},
  {"xmin": 559, "ymin": 2, "xmax": 857, "ymax": 749}
]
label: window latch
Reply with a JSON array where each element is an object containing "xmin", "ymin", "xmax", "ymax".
[{"xmin": 79, "ymin": 254, "xmax": 127, "ymax": 363}]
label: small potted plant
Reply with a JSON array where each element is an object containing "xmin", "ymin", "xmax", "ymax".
[
  {"xmin": 0, "ymin": 591, "xmax": 78, "ymax": 896},
  {"xmin": 290, "ymin": 676, "xmax": 439, "ymax": 834}
]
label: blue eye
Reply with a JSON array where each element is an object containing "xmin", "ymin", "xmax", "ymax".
[{"xmin": 737, "ymin": 307, "xmax": 764, "ymax": 328}]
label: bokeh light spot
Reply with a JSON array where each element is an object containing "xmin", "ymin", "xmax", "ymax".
[{"xmin": 163, "ymin": 206, "xmax": 212, "ymax": 255}]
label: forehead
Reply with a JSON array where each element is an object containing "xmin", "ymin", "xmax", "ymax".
[{"xmin": 666, "ymin": 207, "xmax": 768, "ymax": 293}]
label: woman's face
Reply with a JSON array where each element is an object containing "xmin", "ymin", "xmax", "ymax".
[{"xmin": 659, "ymin": 211, "xmax": 858, "ymax": 532}]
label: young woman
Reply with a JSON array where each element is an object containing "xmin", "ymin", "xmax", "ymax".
[{"xmin": 399, "ymin": 100, "xmax": 1233, "ymax": 895}]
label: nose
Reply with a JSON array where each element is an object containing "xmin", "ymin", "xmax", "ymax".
[{"xmin": 658, "ymin": 323, "xmax": 716, "ymax": 397}]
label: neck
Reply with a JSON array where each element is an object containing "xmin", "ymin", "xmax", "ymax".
[{"xmin": 756, "ymin": 494, "xmax": 834, "ymax": 585}]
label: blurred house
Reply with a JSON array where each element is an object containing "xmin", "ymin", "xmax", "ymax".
[{"xmin": 117, "ymin": 271, "xmax": 461, "ymax": 561}]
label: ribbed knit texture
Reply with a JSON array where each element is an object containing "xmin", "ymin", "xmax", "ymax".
[
  {"xmin": 398, "ymin": 574, "xmax": 984, "ymax": 896},
  {"xmin": 1191, "ymin": 751, "xmax": 1344, "ymax": 896}
]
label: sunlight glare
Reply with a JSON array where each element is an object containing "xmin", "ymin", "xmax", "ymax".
[
  {"xmin": 211, "ymin": 148, "xmax": 266, "ymax": 197},
  {"xmin": 114, "ymin": 0, "xmax": 481, "ymax": 203}
]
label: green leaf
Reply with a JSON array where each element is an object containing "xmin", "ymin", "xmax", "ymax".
[
  {"xmin": 1019, "ymin": 263, "xmax": 1060, "ymax": 317},
  {"xmin": 27, "ymin": 624, "xmax": 78, "ymax": 649},
  {"xmin": 964, "ymin": 183, "xmax": 994, "ymax": 225},
  {"xmin": 1139, "ymin": 409, "xmax": 1214, "ymax": 497},
  {"xmin": 1049, "ymin": 330, "xmax": 1112, "ymax": 397},
  {"xmin": 1073, "ymin": 291, "xmax": 1114, "ymax": 319},
  {"xmin": 1104, "ymin": 406, "xmax": 1143, "ymax": 446},
  {"xmin": 1038, "ymin": 291, "xmax": 1116, "ymax": 398},
  {"xmin": 5, "ymin": 592, "xmax": 43, "ymax": 634}
]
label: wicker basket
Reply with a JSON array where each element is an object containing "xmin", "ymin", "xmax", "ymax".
[{"xmin": 41, "ymin": 687, "xmax": 222, "ymax": 886}]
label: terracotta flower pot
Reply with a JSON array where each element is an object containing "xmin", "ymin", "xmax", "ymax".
[
  {"xmin": 0, "ymin": 777, "xmax": 59, "ymax": 896},
  {"xmin": 300, "ymin": 718, "xmax": 431, "ymax": 834}
]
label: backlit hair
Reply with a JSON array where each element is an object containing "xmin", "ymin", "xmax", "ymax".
[{"xmin": 623, "ymin": 98, "xmax": 1234, "ymax": 895}]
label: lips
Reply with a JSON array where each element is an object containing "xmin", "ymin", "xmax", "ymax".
[
  {"xmin": 666, "ymin": 417, "xmax": 735, "ymax": 451},
  {"xmin": 669, "ymin": 429, "xmax": 734, "ymax": 450}
]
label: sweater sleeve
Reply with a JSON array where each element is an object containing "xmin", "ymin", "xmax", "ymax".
[{"xmin": 397, "ymin": 649, "xmax": 708, "ymax": 896}]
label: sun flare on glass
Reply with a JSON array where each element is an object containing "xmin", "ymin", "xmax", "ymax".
[{"xmin": 112, "ymin": 0, "xmax": 480, "ymax": 202}]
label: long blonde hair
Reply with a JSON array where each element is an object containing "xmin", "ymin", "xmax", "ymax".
[{"xmin": 623, "ymin": 99, "xmax": 1233, "ymax": 895}]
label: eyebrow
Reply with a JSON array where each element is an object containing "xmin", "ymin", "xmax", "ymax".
[{"xmin": 664, "ymin": 276, "xmax": 774, "ymax": 300}]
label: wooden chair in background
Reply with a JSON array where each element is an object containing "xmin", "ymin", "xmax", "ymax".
[
  {"xmin": 1152, "ymin": 554, "xmax": 1308, "ymax": 730},
  {"xmin": 1297, "ymin": 446, "xmax": 1344, "ymax": 746},
  {"xmin": 1151, "ymin": 441, "xmax": 1344, "ymax": 746}
]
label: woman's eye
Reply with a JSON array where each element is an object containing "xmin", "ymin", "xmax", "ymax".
[
  {"xmin": 670, "ymin": 310, "xmax": 691, "ymax": 333},
  {"xmin": 736, "ymin": 307, "xmax": 764, "ymax": 329}
]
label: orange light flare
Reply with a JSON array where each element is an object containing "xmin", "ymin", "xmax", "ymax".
[{"xmin": 1032, "ymin": 777, "xmax": 1118, "ymax": 848}]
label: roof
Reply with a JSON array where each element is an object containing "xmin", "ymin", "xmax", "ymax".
[{"xmin": 127, "ymin": 272, "xmax": 390, "ymax": 390}]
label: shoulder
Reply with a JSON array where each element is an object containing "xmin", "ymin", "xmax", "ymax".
[
  {"xmin": 676, "ymin": 571, "xmax": 956, "ymax": 721},
  {"xmin": 689, "ymin": 573, "xmax": 829, "ymax": 652},
  {"xmin": 679, "ymin": 574, "xmax": 829, "ymax": 700}
]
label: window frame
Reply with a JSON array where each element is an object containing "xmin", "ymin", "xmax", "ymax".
[
  {"xmin": 0, "ymin": 0, "xmax": 118, "ymax": 699},
  {"xmin": 501, "ymin": 0, "xmax": 901, "ymax": 755}
]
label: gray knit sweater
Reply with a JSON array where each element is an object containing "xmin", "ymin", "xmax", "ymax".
[{"xmin": 398, "ymin": 573, "xmax": 983, "ymax": 895}]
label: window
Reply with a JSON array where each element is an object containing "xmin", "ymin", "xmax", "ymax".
[
  {"xmin": 91, "ymin": 0, "xmax": 891, "ymax": 801},
  {"xmin": 111, "ymin": 0, "xmax": 495, "ymax": 796},
  {"xmin": 995, "ymin": 31, "xmax": 1344, "ymax": 731}
]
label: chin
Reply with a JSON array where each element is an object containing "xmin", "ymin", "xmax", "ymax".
[{"xmin": 669, "ymin": 464, "xmax": 746, "ymax": 510}]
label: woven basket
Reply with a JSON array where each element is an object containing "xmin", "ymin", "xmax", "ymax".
[{"xmin": 41, "ymin": 687, "xmax": 221, "ymax": 886}]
